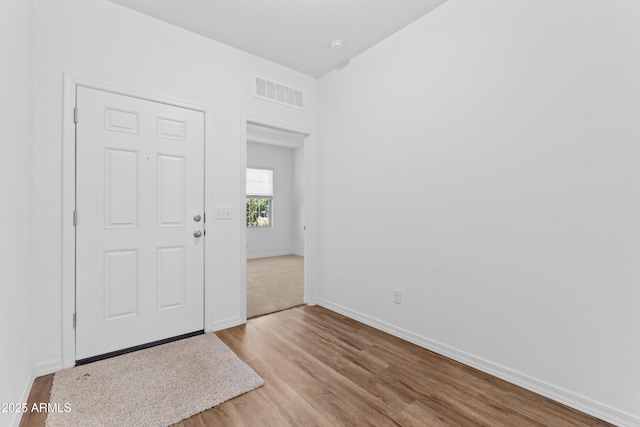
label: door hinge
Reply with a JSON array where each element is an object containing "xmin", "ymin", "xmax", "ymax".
[
  {"xmin": 73, "ymin": 210, "xmax": 77, "ymax": 226},
  {"xmin": 73, "ymin": 313, "xmax": 77, "ymax": 329},
  {"xmin": 73, "ymin": 107, "xmax": 78, "ymax": 124}
]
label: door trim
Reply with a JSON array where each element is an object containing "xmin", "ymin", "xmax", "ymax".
[
  {"xmin": 62, "ymin": 75, "xmax": 213, "ymax": 368},
  {"xmin": 240, "ymin": 115, "xmax": 319, "ymax": 323}
]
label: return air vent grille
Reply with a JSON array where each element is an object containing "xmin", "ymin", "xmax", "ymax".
[{"xmin": 255, "ymin": 77, "xmax": 304, "ymax": 110}]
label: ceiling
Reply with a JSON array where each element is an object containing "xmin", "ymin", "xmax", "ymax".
[{"xmin": 108, "ymin": 0, "xmax": 448, "ymax": 78}]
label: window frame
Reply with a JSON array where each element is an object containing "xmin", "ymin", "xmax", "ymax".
[{"xmin": 246, "ymin": 167, "xmax": 274, "ymax": 228}]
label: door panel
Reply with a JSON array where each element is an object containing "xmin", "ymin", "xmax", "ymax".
[
  {"xmin": 75, "ymin": 87, "xmax": 204, "ymax": 360},
  {"xmin": 157, "ymin": 154, "xmax": 186, "ymax": 227},
  {"xmin": 104, "ymin": 249, "xmax": 139, "ymax": 320},
  {"xmin": 104, "ymin": 148, "xmax": 138, "ymax": 228},
  {"xmin": 157, "ymin": 246, "xmax": 186, "ymax": 310}
]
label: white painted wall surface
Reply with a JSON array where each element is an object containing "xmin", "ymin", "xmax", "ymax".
[
  {"xmin": 292, "ymin": 146, "xmax": 305, "ymax": 256},
  {"xmin": 32, "ymin": 0, "xmax": 316, "ymax": 371},
  {"xmin": 247, "ymin": 142, "xmax": 294, "ymax": 258},
  {"xmin": 0, "ymin": 1, "xmax": 34, "ymax": 426},
  {"xmin": 318, "ymin": 0, "xmax": 640, "ymax": 423}
]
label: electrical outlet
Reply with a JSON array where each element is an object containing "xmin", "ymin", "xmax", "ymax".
[{"xmin": 393, "ymin": 289, "xmax": 402, "ymax": 305}]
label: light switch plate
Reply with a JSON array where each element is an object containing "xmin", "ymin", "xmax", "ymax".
[{"xmin": 215, "ymin": 206, "xmax": 232, "ymax": 220}]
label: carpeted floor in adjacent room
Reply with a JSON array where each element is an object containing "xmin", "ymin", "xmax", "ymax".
[{"xmin": 247, "ymin": 254, "xmax": 303, "ymax": 318}]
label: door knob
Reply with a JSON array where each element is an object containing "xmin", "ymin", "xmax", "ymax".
[
  {"xmin": 193, "ymin": 214, "xmax": 202, "ymax": 222},
  {"xmin": 193, "ymin": 230, "xmax": 202, "ymax": 238}
]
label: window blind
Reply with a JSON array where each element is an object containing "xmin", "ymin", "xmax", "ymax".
[{"xmin": 246, "ymin": 168, "xmax": 273, "ymax": 197}]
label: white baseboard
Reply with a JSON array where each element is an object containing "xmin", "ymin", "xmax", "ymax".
[
  {"xmin": 247, "ymin": 251, "xmax": 296, "ymax": 260},
  {"xmin": 11, "ymin": 370, "xmax": 35, "ymax": 427},
  {"xmin": 318, "ymin": 298, "xmax": 640, "ymax": 427},
  {"xmin": 210, "ymin": 316, "xmax": 244, "ymax": 332},
  {"xmin": 34, "ymin": 359, "xmax": 63, "ymax": 377}
]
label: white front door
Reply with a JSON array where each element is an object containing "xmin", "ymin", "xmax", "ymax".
[{"xmin": 75, "ymin": 87, "xmax": 205, "ymax": 360}]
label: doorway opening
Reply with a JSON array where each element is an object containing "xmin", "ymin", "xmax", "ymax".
[{"xmin": 245, "ymin": 123, "xmax": 306, "ymax": 318}]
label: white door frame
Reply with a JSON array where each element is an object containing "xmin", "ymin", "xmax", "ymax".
[
  {"xmin": 61, "ymin": 75, "xmax": 213, "ymax": 368},
  {"xmin": 240, "ymin": 115, "xmax": 318, "ymax": 322}
]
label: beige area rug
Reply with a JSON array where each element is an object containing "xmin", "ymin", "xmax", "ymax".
[
  {"xmin": 46, "ymin": 334, "xmax": 263, "ymax": 427},
  {"xmin": 247, "ymin": 254, "xmax": 304, "ymax": 318}
]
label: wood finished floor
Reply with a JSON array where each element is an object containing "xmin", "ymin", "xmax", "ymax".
[{"xmin": 21, "ymin": 306, "xmax": 611, "ymax": 427}]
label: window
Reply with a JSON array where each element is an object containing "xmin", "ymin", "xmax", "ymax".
[{"xmin": 246, "ymin": 168, "xmax": 273, "ymax": 227}]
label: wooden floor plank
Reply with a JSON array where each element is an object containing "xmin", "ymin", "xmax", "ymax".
[
  {"xmin": 19, "ymin": 306, "xmax": 612, "ymax": 426},
  {"xmin": 18, "ymin": 375, "xmax": 53, "ymax": 427}
]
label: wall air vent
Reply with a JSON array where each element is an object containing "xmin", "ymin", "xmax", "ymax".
[{"xmin": 255, "ymin": 77, "xmax": 304, "ymax": 110}]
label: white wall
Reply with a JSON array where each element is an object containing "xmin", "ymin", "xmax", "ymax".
[
  {"xmin": 247, "ymin": 142, "xmax": 294, "ymax": 258},
  {"xmin": 32, "ymin": 0, "xmax": 317, "ymax": 371},
  {"xmin": 0, "ymin": 1, "xmax": 34, "ymax": 426},
  {"xmin": 292, "ymin": 146, "xmax": 305, "ymax": 256},
  {"xmin": 318, "ymin": 0, "xmax": 640, "ymax": 424}
]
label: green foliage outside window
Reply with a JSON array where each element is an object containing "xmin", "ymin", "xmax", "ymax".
[{"xmin": 247, "ymin": 198, "xmax": 271, "ymax": 227}]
